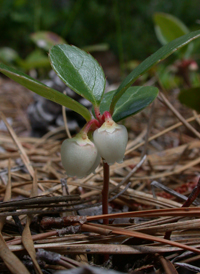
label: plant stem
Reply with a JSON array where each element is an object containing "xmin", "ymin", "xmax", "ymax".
[
  {"xmin": 102, "ymin": 111, "xmax": 112, "ymax": 121},
  {"xmin": 102, "ymin": 162, "xmax": 110, "ymax": 225},
  {"xmin": 81, "ymin": 119, "xmax": 100, "ymax": 134},
  {"xmin": 94, "ymin": 106, "xmax": 103, "ymax": 124}
]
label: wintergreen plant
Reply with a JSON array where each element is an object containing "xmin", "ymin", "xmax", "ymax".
[{"xmin": 0, "ymin": 30, "xmax": 200, "ymax": 217}]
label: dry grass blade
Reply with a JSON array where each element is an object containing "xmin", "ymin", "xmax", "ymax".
[
  {"xmin": 0, "ymin": 160, "xmax": 30, "ymax": 274},
  {"xmin": 0, "ymin": 234, "xmax": 30, "ymax": 274},
  {"xmin": 141, "ymin": 101, "xmax": 155, "ymax": 158},
  {"xmin": 131, "ymin": 156, "xmax": 200, "ymax": 181},
  {"xmin": 86, "ymin": 223, "xmax": 200, "ymax": 254},
  {"xmin": 109, "ymin": 155, "xmax": 146, "ymax": 194},
  {"xmin": 7, "ymin": 226, "xmax": 81, "ymax": 246},
  {"xmin": 158, "ymin": 92, "xmax": 200, "ymax": 139},
  {"xmin": 0, "ymin": 159, "xmax": 12, "ymax": 230},
  {"xmin": 8, "ymin": 242, "xmax": 200, "ymax": 255},
  {"xmin": 4, "ymin": 203, "xmax": 200, "ymax": 219},
  {"xmin": 158, "ymin": 255, "xmax": 178, "ymax": 274},
  {"xmin": 81, "ymin": 223, "xmax": 112, "ymax": 236},
  {"xmin": 175, "ymin": 262, "xmax": 200, "ymax": 272},
  {"xmin": 125, "ymin": 114, "xmax": 200, "ymax": 155},
  {"xmin": 109, "ymin": 181, "xmax": 181, "ymax": 208},
  {"xmin": 21, "ymin": 170, "xmax": 43, "ymax": 274},
  {"xmin": 87, "ymin": 207, "xmax": 200, "ymax": 221},
  {"xmin": 193, "ymin": 110, "xmax": 200, "ymax": 125},
  {"xmin": 135, "ymin": 218, "xmax": 200, "ymax": 234},
  {"xmin": 22, "ymin": 217, "xmax": 42, "ymax": 274},
  {"xmin": 0, "ymin": 111, "xmax": 34, "ymax": 178},
  {"xmin": 0, "ymin": 194, "xmax": 80, "ymax": 209}
]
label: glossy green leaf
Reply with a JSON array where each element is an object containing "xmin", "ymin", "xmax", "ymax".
[
  {"xmin": 99, "ymin": 86, "xmax": 158, "ymax": 122},
  {"xmin": 30, "ymin": 31, "xmax": 67, "ymax": 51},
  {"xmin": 0, "ymin": 63, "xmax": 91, "ymax": 121},
  {"xmin": 110, "ymin": 30, "xmax": 200, "ymax": 113},
  {"xmin": 153, "ymin": 12, "xmax": 192, "ymax": 57},
  {"xmin": 179, "ymin": 87, "xmax": 200, "ymax": 112},
  {"xmin": 49, "ymin": 44, "xmax": 106, "ymax": 106}
]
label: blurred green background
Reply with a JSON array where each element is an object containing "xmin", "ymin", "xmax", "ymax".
[{"xmin": 1, "ymin": 0, "xmax": 200, "ymax": 68}]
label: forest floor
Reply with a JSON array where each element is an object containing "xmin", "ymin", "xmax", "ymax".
[{"xmin": 0, "ymin": 76, "xmax": 200, "ymax": 274}]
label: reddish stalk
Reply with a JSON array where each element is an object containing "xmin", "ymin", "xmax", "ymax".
[
  {"xmin": 94, "ymin": 107, "xmax": 103, "ymax": 124},
  {"xmin": 102, "ymin": 162, "xmax": 110, "ymax": 225},
  {"xmin": 82, "ymin": 119, "xmax": 100, "ymax": 134},
  {"xmin": 102, "ymin": 111, "xmax": 112, "ymax": 121}
]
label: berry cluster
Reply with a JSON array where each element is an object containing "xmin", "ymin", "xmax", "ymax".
[{"xmin": 61, "ymin": 112, "xmax": 128, "ymax": 178}]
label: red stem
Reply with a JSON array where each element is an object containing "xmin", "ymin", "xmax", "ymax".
[
  {"xmin": 94, "ymin": 107, "xmax": 113, "ymax": 125},
  {"xmin": 102, "ymin": 111, "xmax": 112, "ymax": 121},
  {"xmin": 102, "ymin": 162, "xmax": 110, "ymax": 225},
  {"xmin": 82, "ymin": 119, "xmax": 100, "ymax": 134},
  {"xmin": 94, "ymin": 107, "xmax": 103, "ymax": 124}
]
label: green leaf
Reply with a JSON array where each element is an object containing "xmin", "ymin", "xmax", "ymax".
[
  {"xmin": 153, "ymin": 12, "xmax": 192, "ymax": 57},
  {"xmin": 49, "ymin": 44, "xmax": 106, "ymax": 106},
  {"xmin": 30, "ymin": 31, "xmax": 67, "ymax": 51},
  {"xmin": 178, "ymin": 87, "xmax": 200, "ymax": 112},
  {"xmin": 18, "ymin": 49, "xmax": 50, "ymax": 70},
  {"xmin": 99, "ymin": 86, "xmax": 159, "ymax": 122},
  {"xmin": 97, "ymin": 90, "xmax": 115, "ymax": 116},
  {"xmin": 0, "ymin": 63, "xmax": 91, "ymax": 121},
  {"xmin": 153, "ymin": 12, "xmax": 189, "ymax": 44},
  {"xmin": 110, "ymin": 30, "xmax": 200, "ymax": 113}
]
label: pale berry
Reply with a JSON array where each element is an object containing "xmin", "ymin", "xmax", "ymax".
[
  {"xmin": 61, "ymin": 134, "xmax": 100, "ymax": 178},
  {"xmin": 93, "ymin": 118, "xmax": 128, "ymax": 165}
]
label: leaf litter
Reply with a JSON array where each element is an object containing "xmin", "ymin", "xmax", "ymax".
[{"xmin": 0, "ymin": 78, "xmax": 200, "ymax": 273}]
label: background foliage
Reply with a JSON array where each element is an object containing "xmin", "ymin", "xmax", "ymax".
[{"xmin": 1, "ymin": 0, "xmax": 200, "ymax": 62}]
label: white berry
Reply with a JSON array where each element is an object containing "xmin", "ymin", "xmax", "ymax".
[{"xmin": 93, "ymin": 119, "xmax": 128, "ymax": 165}]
